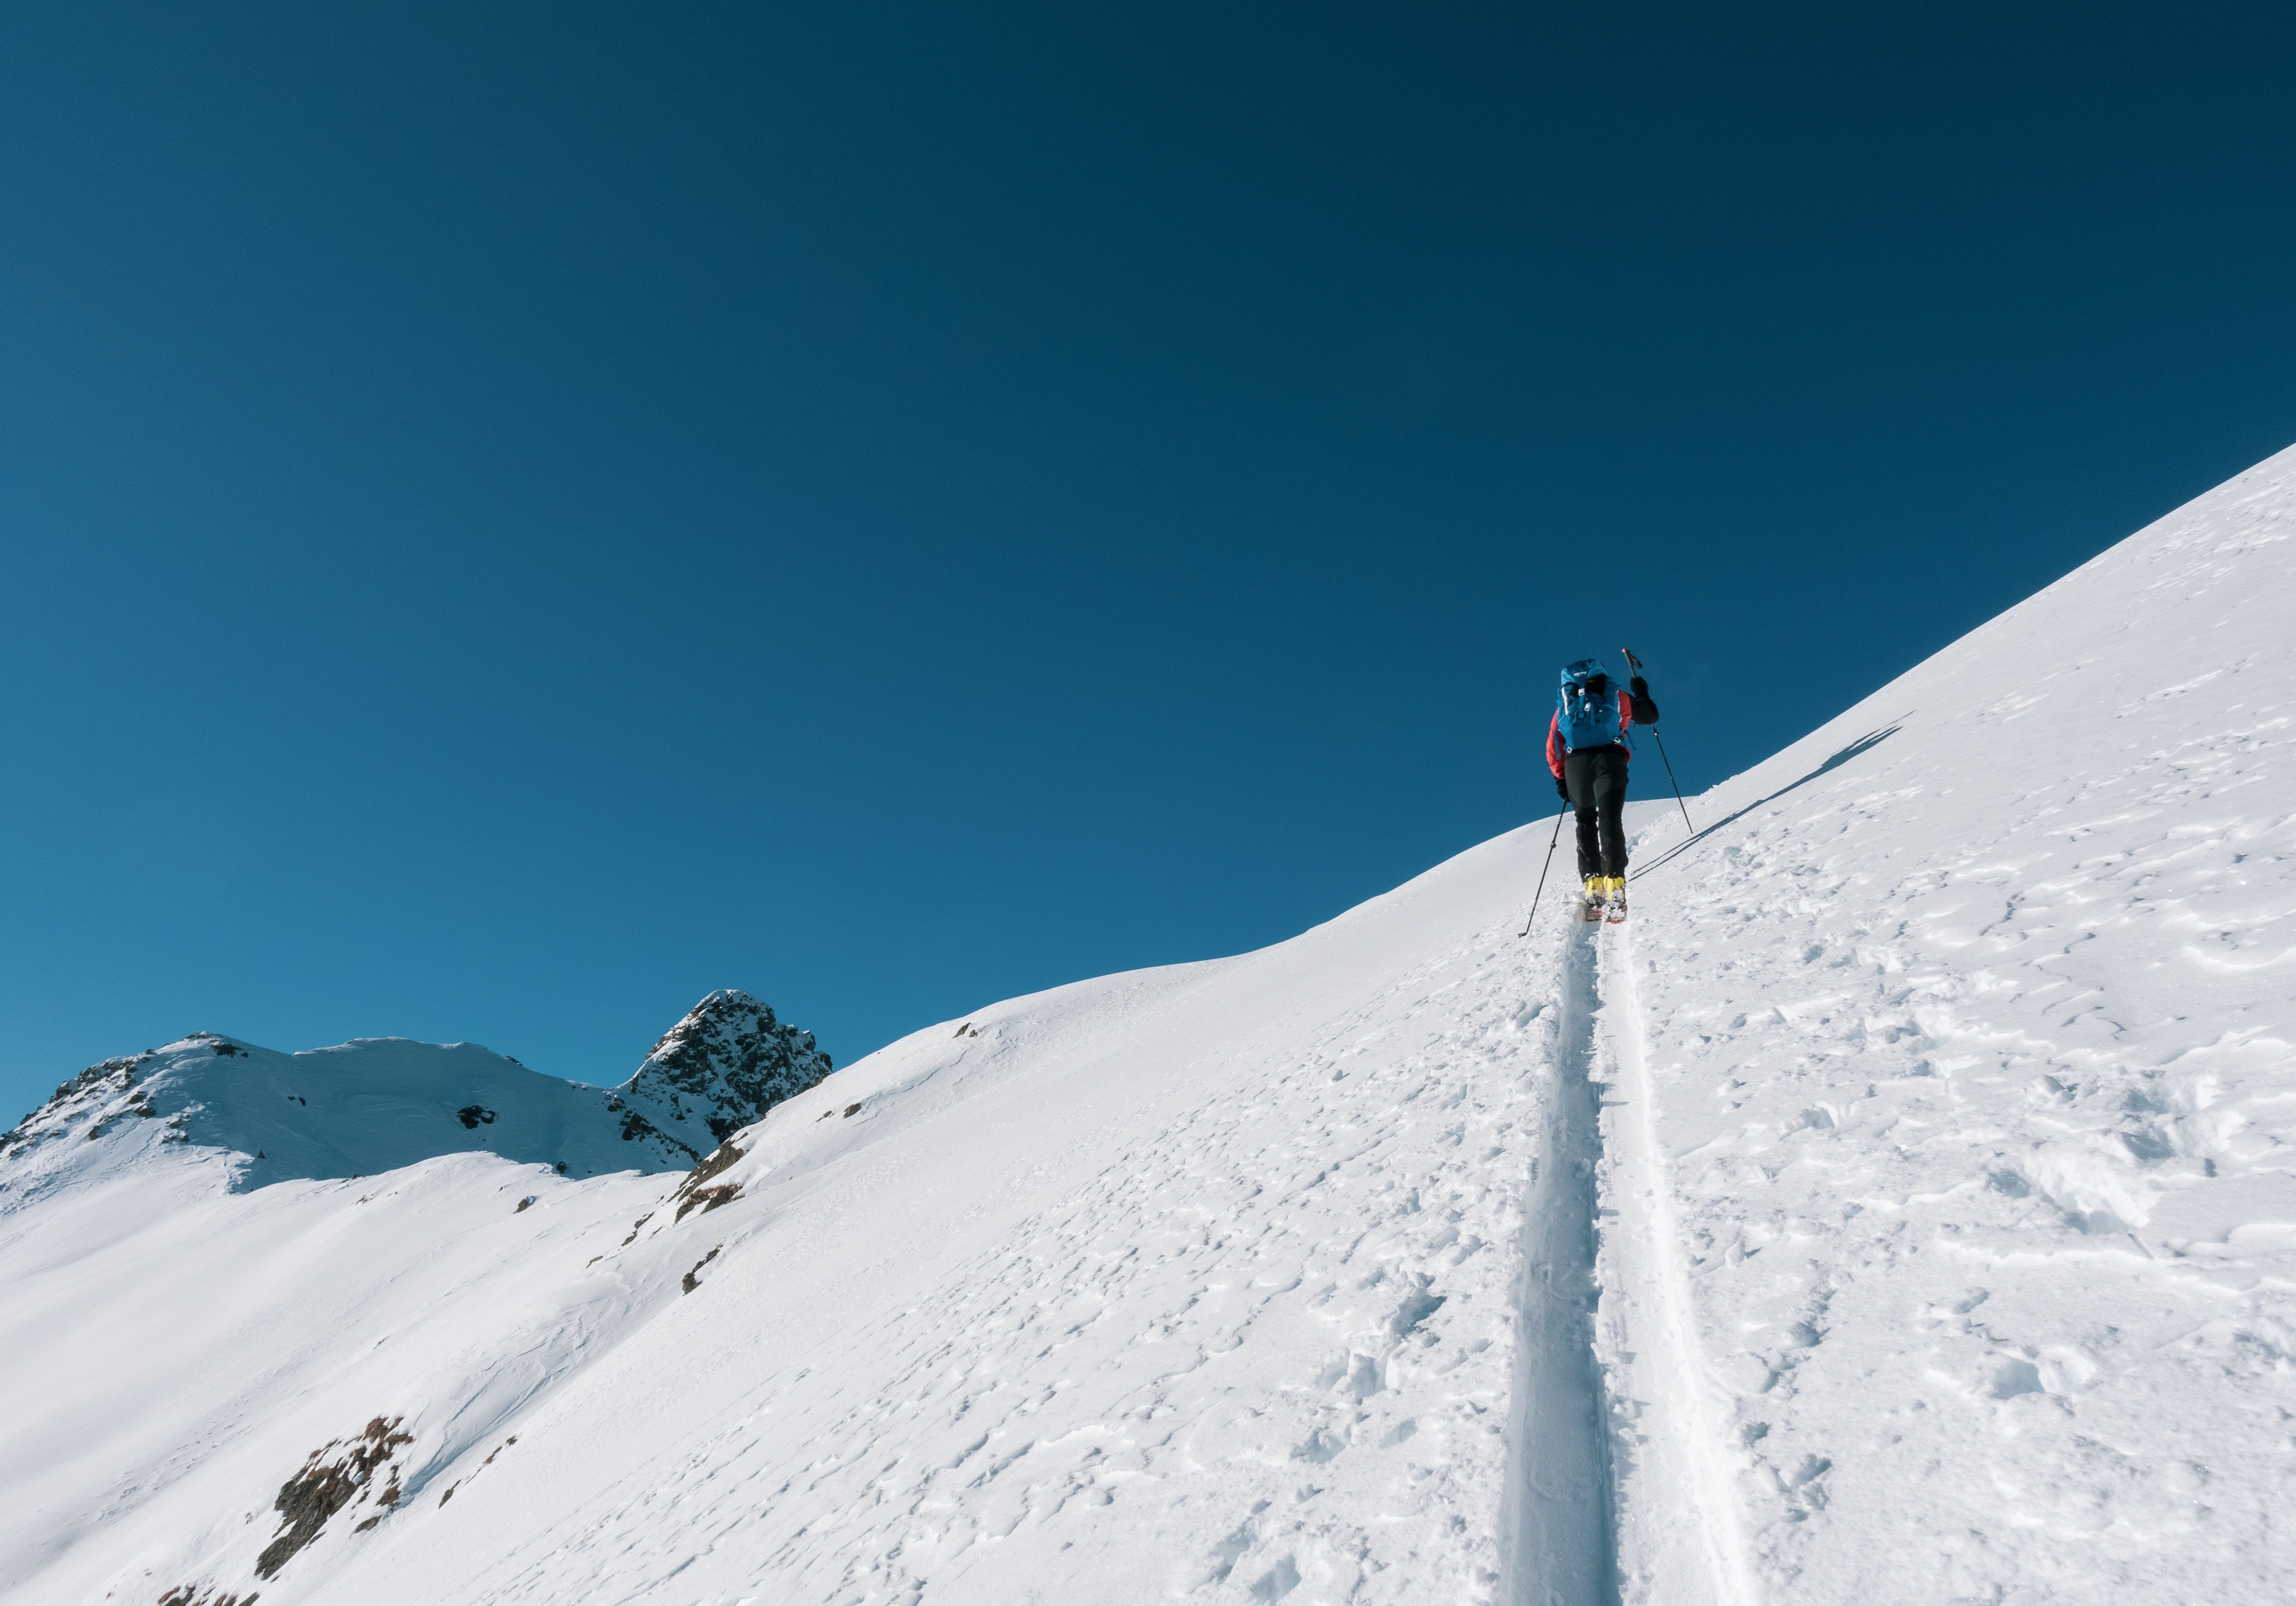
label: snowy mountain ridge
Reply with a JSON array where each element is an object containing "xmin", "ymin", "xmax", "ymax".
[
  {"xmin": 0, "ymin": 988, "xmax": 832, "ymax": 1202},
  {"xmin": 3, "ymin": 442, "xmax": 2293, "ymax": 1606}
]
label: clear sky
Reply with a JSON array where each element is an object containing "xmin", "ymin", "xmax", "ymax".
[{"xmin": 4, "ymin": 3, "xmax": 2292, "ymax": 1118}]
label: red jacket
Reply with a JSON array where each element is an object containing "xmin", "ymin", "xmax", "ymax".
[{"xmin": 1546, "ymin": 689, "xmax": 1641, "ymax": 779}]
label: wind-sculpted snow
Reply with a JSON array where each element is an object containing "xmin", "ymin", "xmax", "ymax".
[{"xmin": 4, "ymin": 444, "xmax": 2295, "ymax": 1604}]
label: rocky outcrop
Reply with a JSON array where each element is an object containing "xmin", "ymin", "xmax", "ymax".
[
  {"xmin": 611, "ymin": 990, "xmax": 833, "ymax": 1160},
  {"xmin": 2, "ymin": 1039, "xmax": 215, "ymax": 1170},
  {"xmin": 672, "ymin": 1138, "xmax": 748, "ymax": 1222},
  {"xmin": 255, "ymin": 1416, "xmax": 412, "ymax": 1578}
]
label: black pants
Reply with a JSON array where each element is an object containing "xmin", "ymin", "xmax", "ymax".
[{"xmin": 1564, "ymin": 746, "xmax": 1630, "ymax": 878}]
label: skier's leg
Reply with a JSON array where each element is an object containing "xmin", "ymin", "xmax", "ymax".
[
  {"xmin": 1592, "ymin": 749, "xmax": 1631, "ymax": 878},
  {"xmin": 1564, "ymin": 752, "xmax": 1601, "ymax": 879}
]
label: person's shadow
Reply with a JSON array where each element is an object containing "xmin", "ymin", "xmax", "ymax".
[{"xmin": 1632, "ymin": 724, "xmax": 1901, "ymax": 881}]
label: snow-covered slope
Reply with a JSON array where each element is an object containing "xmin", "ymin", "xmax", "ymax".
[
  {"xmin": 1619, "ymin": 443, "xmax": 2296, "ymax": 1601},
  {"xmin": 3, "ymin": 444, "xmax": 2292, "ymax": 1606},
  {"xmin": 0, "ymin": 990, "xmax": 835, "ymax": 1606}
]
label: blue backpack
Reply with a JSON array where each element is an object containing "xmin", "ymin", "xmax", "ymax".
[{"xmin": 1556, "ymin": 659, "xmax": 1624, "ymax": 752}]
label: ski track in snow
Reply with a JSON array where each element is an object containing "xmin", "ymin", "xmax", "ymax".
[
  {"xmin": 1501, "ymin": 916, "xmax": 1616, "ymax": 1606},
  {"xmin": 1499, "ymin": 911, "xmax": 1757, "ymax": 1606},
  {"xmin": 1593, "ymin": 927, "xmax": 1754, "ymax": 1606}
]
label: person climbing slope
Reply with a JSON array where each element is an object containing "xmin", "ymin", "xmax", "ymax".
[{"xmin": 1546, "ymin": 657, "xmax": 1661, "ymax": 920}]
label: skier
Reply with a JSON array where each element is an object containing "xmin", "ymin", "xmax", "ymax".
[{"xmin": 1546, "ymin": 658, "xmax": 1661, "ymax": 919}]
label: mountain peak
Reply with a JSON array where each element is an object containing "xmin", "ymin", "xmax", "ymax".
[{"xmin": 615, "ymin": 989, "xmax": 834, "ymax": 1155}]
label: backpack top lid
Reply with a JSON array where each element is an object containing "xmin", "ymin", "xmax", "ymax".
[{"xmin": 1560, "ymin": 657, "xmax": 1609, "ymax": 692}]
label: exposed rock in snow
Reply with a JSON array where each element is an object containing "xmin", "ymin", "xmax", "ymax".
[
  {"xmin": 255, "ymin": 1418, "xmax": 414, "ymax": 1580},
  {"xmin": 611, "ymin": 990, "xmax": 834, "ymax": 1158}
]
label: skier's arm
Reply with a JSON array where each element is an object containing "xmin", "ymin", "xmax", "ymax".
[
  {"xmin": 1546, "ymin": 711, "xmax": 1566, "ymax": 784},
  {"xmin": 1626, "ymin": 676, "xmax": 1660, "ymax": 726}
]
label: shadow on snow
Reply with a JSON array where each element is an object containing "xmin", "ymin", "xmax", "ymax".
[{"xmin": 1630, "ymin": 724, "xmax": 1902, "ymax": 883}]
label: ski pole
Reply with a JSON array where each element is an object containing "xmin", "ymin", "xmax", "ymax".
[
  {"xmin": 1519, "ymin": 801, "xmax": 1567, "ymax": 939},
  {"xmin": 1622, "ymin": 646, "xmax": 1695, "ymax": 837}
]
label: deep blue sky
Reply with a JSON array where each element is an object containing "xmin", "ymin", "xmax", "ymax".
[{"xmin": 4, "ymin": 3, "xmax": 2292, "ymax": 1115}]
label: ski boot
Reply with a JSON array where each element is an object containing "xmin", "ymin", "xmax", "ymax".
[
  {"xmin": 1581, "ymin": 877, "xmax": 1606, "ymax": 921},
  {"xmin": 1603, "ymin": 875, "xmax": 1628, "ymax": 924}
]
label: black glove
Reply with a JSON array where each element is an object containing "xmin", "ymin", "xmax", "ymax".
[
  {"xmin": 1630, "ymin": 675, "xmax": 1648, "ymax": 698},
  {"xmin": 1555, "ymin": 774, "xmax": 1569, "ymax": 801}
]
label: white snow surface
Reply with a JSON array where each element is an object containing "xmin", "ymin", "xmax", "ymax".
[{"xmin": 4, "ymin": 443, "xmax": 2294, "ymax": 1604}]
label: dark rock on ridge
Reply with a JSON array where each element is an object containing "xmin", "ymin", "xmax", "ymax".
[{"xmin": 614, "ymin": 990, "xmax": 833, "ymax": 1156}]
